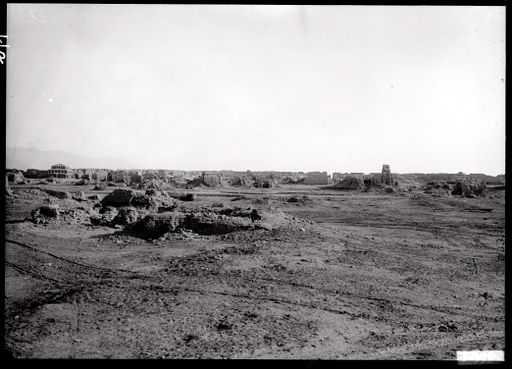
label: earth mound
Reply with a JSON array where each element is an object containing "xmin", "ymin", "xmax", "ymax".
[{"xmin": 451, "ymin": 181, "xmax": 486, "ymax": 198}]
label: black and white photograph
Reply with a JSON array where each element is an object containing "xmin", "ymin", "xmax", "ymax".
[{"xmin": 3, "ymin": 3, "xmax": 506, "ymax": 361}]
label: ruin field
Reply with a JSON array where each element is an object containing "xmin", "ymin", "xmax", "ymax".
[{"xmin": 4, "ymin": 183, "xmax": 505, "ymax": 359}]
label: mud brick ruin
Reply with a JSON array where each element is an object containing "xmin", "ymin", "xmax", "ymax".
[
  {"xmin": 303, "ymin": 171, "xmax": 329, "ymax": 185},
  {"xmin": 381, "ymin": 164, "xmax": 392, "ymax": 185}
]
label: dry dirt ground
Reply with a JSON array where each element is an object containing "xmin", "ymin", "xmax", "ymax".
[{"xmin": 4, "ymin": 184, "xmax": 505, "ymax": 359}]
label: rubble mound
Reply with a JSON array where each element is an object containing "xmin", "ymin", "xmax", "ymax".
[
  {"xmin": 421, "ymin": 181, "xmax": 453, "ymax": 196},
  {"xmin": 229, "ymin": 175, "xmax": 252, "ymax": 187},
  {"xmin": 384, "ymin": 186, "xmax": 396, "ymax": 193},
  {"xmin": 99, "ymin": 206, "xmax": 118, "ymax": 216},
  {"xmin": 451, "ymin": 181, "xmax": 486, "ymax": 198},
  {"xmin": 90, "ymin": 207, "xmax": 118, "ymax": 226},
  {"xmin": 145, "ymin": 188, "xmax": 161, "ymax": 196},
  {"xmin": 203, "ymin": 173, "xmax": 223, "ymax": 187},
  {"xmin": 126, "ymin": 212, "xmax": 186, "ymax": 239},
  {"xmin": 31, "ymin": 204, "xmax": 60, "ymax": 223},
  {"xmin": 101, "ymin": 189, "xmax": 136, "ymax": 207},
  {"xmin": 182, "ymin": 212, "xmax": 255, "ymax": 235},
  {"xmin": 138, "ymin": 179, "xmax": 174, "ymax": 191},
  {"xmin": 131, "ymin": 193, "xmax": 159, "ymax": 209},
  {"xmin": 426, "ymin": 181, "xmax": 453, "ymax": 190},
  {"xmin": 42, "ymin": 189, "xmax": 72, "ymax": 199},
  {"xmin": 328, "ymin": 176, "xmax": 365, "ymax": 190},
  {"xmin": 7, "ymin": 172, "xmax": 26, "ymax": 185},
  {"xmin": 125, "ymin": 206, "xmax": 287, "ymax": 239},
  {"xmin": 157, "ymin": 199, "xmax": 179, "ymax": 213},
  {"xmin": 112, "ymin": 207, "xmax": 139, "ymax": 226}
]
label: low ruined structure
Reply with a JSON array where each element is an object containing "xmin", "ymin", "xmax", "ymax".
[
  {"xmin": 203, "ymin": 172, "xmax": 223, "ymax": 187},
  {"xmin": 74, "ymin": 168, "xmax": 109, "ymax": 182},
  {"xmin": 332, "ymin": 172, "xmax": 364, "ymax": 183},
  {"xmin": 333, "ymin": 176, "xmax": 365, "ymax": 190},
  {"xmin": 303, "ymin": 171, "xmax": 329, "ymax": 185},
  {"xmin": 108, "ymin": 170, "xmax": 130, "ymax": 183},
  {"xmin": 6, "ymin": 171, "xmax": 26, "ymax": 184},
  {"xmin": 254, "ymin": 178, "xmax": 278, "ymax": 189},
  {"xmin": 381, "ymin": 164, "xmax": 392, "ymax": 186},
  {"xmin": 129, "ymin": 171, "xmax": 143, "ymax": 185}
]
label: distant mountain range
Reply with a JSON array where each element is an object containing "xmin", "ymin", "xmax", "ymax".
[{"xmin": 6, "ymin": 147, "xmax": 135, "ymax": 171}]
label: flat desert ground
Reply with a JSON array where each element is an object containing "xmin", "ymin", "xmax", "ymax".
[{"xmin": 4, "ymin": 183, "xmax": 505, "ymax": 359}]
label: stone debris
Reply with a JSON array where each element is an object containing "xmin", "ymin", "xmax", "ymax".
[
  {"xmin": 31, "ymin": 204, "xmax": 60, "ymax": 223},
  {"xmin": 123, "ymin": 206, "xmax": 287, "ymax": 240},
  {"xmin": 100, "ymin": 189, "xmax": 136, "ymax": 207},
  {"xmin": 112, "ymin": 207, "xmax": 139, "ymax": 226},
  {"xmin": 130, "ymin": 193, "xmax": 159, "ymax": 209},
  {"xmin": 451, "ymin": 181, "xmax": 486, "ymax": 198},
  {"xmin": 7, "ymin": 171, "xmax": 26, "ymax": 185},
  {"xmin": 126, "ymin": 212, "xmax": 186, "ymax": 239},
  {"xmin": 330, "ymin": 176, "xmax": 365, "ymax": 190}
]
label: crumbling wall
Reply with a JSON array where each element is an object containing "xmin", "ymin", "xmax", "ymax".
[
  {"xmin": 331, "ymin": 176, "xmax": 365, "ymax": 190},
  {"xmin": 7, "ymin": 171, "xmax": 26, "ymax": 184},
  {"xmin": 203, "ymin": 173, "xmax": 223, "ymax": 187}
]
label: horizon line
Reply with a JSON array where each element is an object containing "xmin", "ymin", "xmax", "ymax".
[{"xmin": 5, "ymin": 166, "xmax": 505, "ymax": 177}]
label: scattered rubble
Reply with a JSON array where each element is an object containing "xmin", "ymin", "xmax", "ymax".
[
  {"xmin": 451, "ymin": 181, "xmax": 486, "ymax": 198},
  {"xmin": 126, "ymin": 212, "xmax": 186, "ymax": 239},
  {"xmin": 130, "ymin": 193, "xmax": 159, "ymax": 209},
  {"xmin": 7, "ymin": 171, "xmax": 26, "ymax": 185},
  {"xmin": 31, "ymin": 204, "xmax": 60, "ymax": 223},
  {"xmin": 112, "ymin": 207, "xmax": 139, "ymax": 226},
  {"xmin": 101, "ymin": 189, "xmax": 136, "ymax": 207},
  {"xmin": 329, "ymin": 176, "xmax": 365, "ymax": 190},
  {"xmin": 123, "ymin": 206, "xmax": 286, "ymax": 240}
]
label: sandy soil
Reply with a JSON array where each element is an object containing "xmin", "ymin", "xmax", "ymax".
[{"xmin": 4, "ymin": 183, "xmax": 505, "ymax": 359}]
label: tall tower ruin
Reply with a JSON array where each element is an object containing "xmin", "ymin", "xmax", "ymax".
[{"xmin": 381, "ymin": 164, "xmax": 392, "ymax": 185}]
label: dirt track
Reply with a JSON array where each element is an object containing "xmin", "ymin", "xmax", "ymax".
[{"xmin": 4, "ymin": 184, "xmax": 505, "ymax": 359}]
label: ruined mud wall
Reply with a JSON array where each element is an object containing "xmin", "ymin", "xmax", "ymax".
[{"xmin": 303, "ymin": 172, "xmax": 329, "ymax": 185}]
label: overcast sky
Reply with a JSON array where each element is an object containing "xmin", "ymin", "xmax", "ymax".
[{"xmin": 6, "ymin": 5, "xmax": 505, "ymax": 174}]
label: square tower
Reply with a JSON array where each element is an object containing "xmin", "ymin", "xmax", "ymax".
[{"xmin": 381, "ymin": 164, "xmax": 392, "ymax": 185}]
